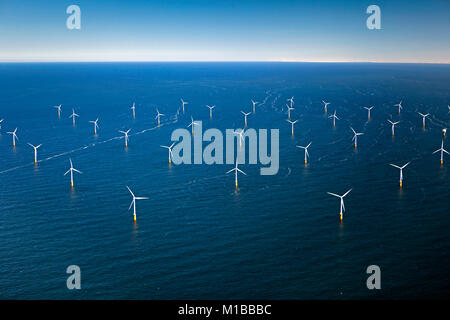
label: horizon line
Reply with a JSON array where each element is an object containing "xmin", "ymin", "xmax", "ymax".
[{"xmin": 0, "ymin": 60, "xmax": 449, "ymax": 64}]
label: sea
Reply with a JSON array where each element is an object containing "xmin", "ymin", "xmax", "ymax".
[{"xmin": 0, "ymin": 62, "xmax": 449, "ymax": 299}]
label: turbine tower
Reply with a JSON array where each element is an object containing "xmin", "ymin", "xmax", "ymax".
[
  {"xmin": 69, "ymin": 109, "xmax": 79, "ymax": 126},
  {"xmin": 364, "ymin": 106, "xmax": 374, "ymax": 120},
  {"xmin": 350, "ymin": 127, "xmax": 364, "ymax": 148},
  {"xmin": 327, "ymin": 189, "xmax": 352, "ymax": 222},
  {"xmin": 322, "ymin": 100, "xmax": 331, "ymax": 113},
  {"xmin": 6, "ymin": 128, "xmax": 18, "ymax": 147},
  {"xmin": 206, "ymin": 105, "xmax": 215, "ymax": 119},
  {"xmin": 387, "ymin": 120, "xmax": 399, "ymax": 136},
  {"xmin": 286, "ymin": 119, "xmax": 298, "ymax": 136},
  {"xmin": 54, "ymin": 104, "xmax": 62, "ymax": 118},
  {"xmin": 27, "ymin": 143, "xmax": 42, "ymax": 164},
  {"xmin": 433, "ymin": 140, "xmax": 449, "ymax": 165},
  {"xmin": 161, "ymin": 142, "xmax": 175, "ymax": 164},
  {"xmin": 181, "ymin": 98, "xmax": 188, "ymax": 114},
  {"xmin": 389, "ymin": 162, "xmax": 410, "ymax": 188},
  {"xmin": 226, "ymin": 158, "xmax": 247, "ymax": 189},
  {"xmin": 251, "ymin": 99, "xmax": 258, "ymax": 113},
  {"xmin": 329, "ymin": 110, "xmax": 339, "ymax": 127},
  {"xmin": 418, "ymin": 112, "xmax": 430, "ymax": 128},
  {"xmin": 126, "ymin": 186, "xmax": 148, "ymax": 222},
  {"xmin": 119, "ymin": 129, "xmax": 131, "ymax": 147},
  {"xmin": 64, "ymin": 158, "xmax": 82, "ymax": 189},
  {"xmin": 89, "ymin": 118, "xmax": 99, "ymax": 135},
  {"xmin": 296, "ymin": 142, "xmax": 311, "ymax": 165}
]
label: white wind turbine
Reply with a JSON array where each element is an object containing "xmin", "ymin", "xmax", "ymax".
[
  {"xmin": 327, "ymin": 189, "xmax": 352, "ymax": 222},
  {"xmin": 155, "ymin": 108, "xmax": 164, "ymax": 126},
  {"xmin": 394, "ymin": 100, "xmax": 403, "ymax": 114},
  {"xmin": 206, "ymin": 105, "xmax": 215, "ymax": 119},
  {"xmin": 389, "ymin": 162, "xmax": 410, "ymax": 188},
  {"xmin": 350, "ymin": 127, "xmax": 364, "ymax": 148},
  {"xmin": 119, "ymin": 129, "xmax": 131, "ymax": 147},
  {"xmin": 89, "ymin": 118, "xmax": 99, "ymax": 135},
  {"xmin": 329, "ymin": 110, "xmax": 339, "ymax": 127},
  {"xmin": 6, "ymin": 128, "xmax": 18, "ymax": 147},
  {"xmin": 233, "ymin": 129, "xmax": 245, "ymax": 148},
  {"xmin": 286, "ymin": 104, "xmax": 295, "ymax": 120},
  {"xmin": 27, "ymin": 143, "xmax": 42, "ymax": 164},
  {"xmin": 226, "ymin": 157, "xmax": 247, "ymax": 189},
  {"xmin": 181, "ymin": 98, "xmax": 188, "ymax": 114},
  {"xmin": 130, "ymin": 102, "xmax": 136, "ymax": 119},
  {"xmin": 64, "ymin": 158, "xmax": 82, "ymax": 189},
  {"xmin": 286, "ymin": 119, "xmax": 298, "ymax": 136},
  {"xmin": 322, "ymin": 100, "xmax": 331, "ymax": 113},
  {"xmin": 241, "ymin": 111, "xmax": 251, "ymax": 127},
  {"xmin": 187, "ymin": 116, "xmax": 200, "ymax": 134},
  {"xmin": 387, "ymin": 120, "xmax": 400, "ymax": 136},
  {"xmin": 364, "ymin": 106, "xmax": 374, "ymax": 120},
  {"xmin": 54, "ymin": 104, "xmax": 62, "ymax": 118},
  {"xmin": 433, "ymin": 140, "xmax": 449, "ymax": 165},
  {"xmin": 160, "ymin": 142, "xmax": 175, "ymax": 164},
  {"xmin": 287, "ymin": 96, "xmax": 294, "ymax": 109},
  {"xmin": 126, "ymin": 186, "xmax": 148, "ymax": 223},
  {"xmin": 251, "ymin": 99, "xmax": 258, "ymax": 113},
  {"xmin": 418, "ymin": 112, "xmax": 430, "ymax": 128},
  {"xmin": 69, "ymin": 109, "xmax": 79, "ymax": 125},
  {"xmin": 296, "ymin": 142, "xmax": 311, "ymax": 165}
]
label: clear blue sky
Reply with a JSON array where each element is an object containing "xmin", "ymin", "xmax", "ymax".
[{"xmin": 0, "ymin": 0, "xmax": 448, "ymax": 62}]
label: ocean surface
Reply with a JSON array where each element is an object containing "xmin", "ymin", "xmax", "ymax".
[{"xmin": 0, "ymin": 62, "xmax": 449, "ymax": 299}]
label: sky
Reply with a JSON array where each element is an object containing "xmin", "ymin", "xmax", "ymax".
[{"xmin": 0, "ymin": 0, "xmax": 449, "ymax": 62}]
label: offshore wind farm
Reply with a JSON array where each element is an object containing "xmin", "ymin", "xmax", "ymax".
[{"xmin": 0, "ymin": 62, "xmax": 449, "ymax": 300}]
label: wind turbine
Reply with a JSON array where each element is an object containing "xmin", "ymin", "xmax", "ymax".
[
  {"xmin": 89, "ymin": 118, "xmax": 99, "ymax": 135},
  {"xmin": 155, "ymin": 108, "xmax": 164, "ymax": 126},
  {"xmin": 296, "ymin": 142, "xmax": 311, "ymax": 165},
  {"xmin": 27, "ymin": 143, "xmax": 42, "ymax": 164},
  {"xmin": 241, "ymin": 111, "xmax": 251, "ymax": 127},
  {"xmin": 364, "ymin": 106, "xmax": 374, "ymax": 120},
  {"xmin": 287, "ymin": 96, "xmax": 294, "ymax": 109},
  {"xmin": 350, "ymin": 127, "xmax": 364, "ymax": 148},
  {"xmin": 206, "ymin": 105, "xmax": 215, "ymax": 119},
  {"xmin": 187, "ymin": 116, "xmax": 200, "ymax": 134},
  {"xmin": 433, "ymin": 140, "xmax": 449, "ymax": 165},
  {"xmin": 389, "ymin": 162, "xmax": 410, "ymax": 188},
  {"xmin": 329, "ymin": 110, "xmax": 339, "ymax": 127},
  {"xmin": 387, "ymin": 120, "xmax": 400, "ymax": 136},
  {"xmin": 69, "ymin": 109, "xmax": 79, "ymax": 126},
  {"xmin": 286, "ymin": 104, "xmax": 295, "ymax": 120},
  {"xmin": 394, "ymin": 100, "xmax": 403, "ymax": 114},
  {"xmin": 418, "ymin": 112, "xmax": 430, "ymax": 128},
  {"xmin": 64, "ymin": 158, "xmax": 82, "ymax": 189},
  {"xmin": 251, "ymin": 99, "xmax": 258, "ymax": 113},
  {"xmin": 160, "ymin": 142, "xmax": 175, "ymax": 164},
  {"xmin": 286, "ymin": 119, "xmax": 298, "ymax": 136},
  {"xmin": 322, "ymin": 100, "xmax": 331, "ymax": 113},
  {"xmin": 233, "ymin": 129, "xmax": 245, "ymax": 148},
  {"xmin": 126, "ymin": 186, "xmax": 148, "ymax": 223},
  {"xmin": 181, "ymin": 98, "xmax": 188, "ymax": 114},
  {"xmin": 119, "ymin": 129, "xmax": 131, "ymax": 147},
  {"xmin": 226, "ymin": 157, "xmax": 247, "ymax": 189},
  {"xmin": 54, "ymin": 104, "xmax": 62, "ymax": 118},
  {"xmin": 327, "ymin": 189, "xmax": 352, "ymax": 222},
  {"xmin": 6, "ymin": 128, "xmax": 18, "ymax": 147},
  {"xmin": 130, "ymin": 102, "xmax": 135, "ymax": 119}
]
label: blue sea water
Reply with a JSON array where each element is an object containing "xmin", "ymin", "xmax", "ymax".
[{"xmin": 0, "ymin": 62, "xmax": 449, "ymax": 299}]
